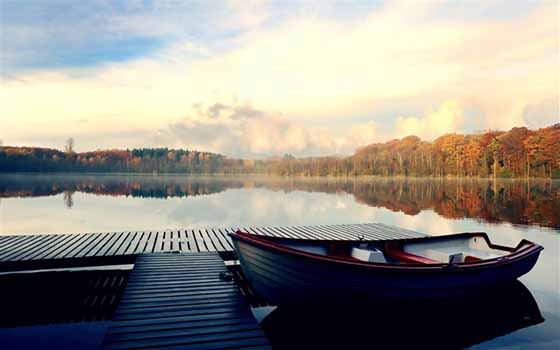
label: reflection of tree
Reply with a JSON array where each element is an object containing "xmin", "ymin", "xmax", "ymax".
[
  {"xmin": 63, "ymin": 190, "xmax": 74, "ymax": 209},
  {"xmin": 0, "ymin": 175, "xmax": 558, "ymax": 228}
]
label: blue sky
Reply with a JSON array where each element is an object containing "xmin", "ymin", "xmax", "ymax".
[
  {"xmin": 1, "ymin": 0, "xmax": 557, "ymax": 155},
  {"xmin": 2, "ymin": 1, "xmax": 388, "ymax": 71},
  {"xmin": 2, "ymin": 0, "xmax": 542, "ymax": 71}
]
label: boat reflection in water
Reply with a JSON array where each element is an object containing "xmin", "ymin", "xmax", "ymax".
[{"xmin": 260, "ymin": 281, "xmax": 543, "ymax": 349}]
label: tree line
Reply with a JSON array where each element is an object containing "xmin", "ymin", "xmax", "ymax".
[
  {"xmin": 269, "ymin": 124, "xmax": 560, "ymax": 178},
  {"xmin": 0, "ymin": 147, "xmax": 234, "ymax": 174},
  {"xmin": 0, "ymin": 124, "xmax": 558, "ymax": 178}
]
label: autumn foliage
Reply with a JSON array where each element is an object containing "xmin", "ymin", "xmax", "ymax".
[
  {"xmin": 0, "ymin": 124, "xmax": 558, "ymax": 178},
  {"xmin": 269, "ymin": 124, "xmax": 560, "ymax": 177}
]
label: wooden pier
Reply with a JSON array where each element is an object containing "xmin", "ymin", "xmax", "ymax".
[
  {"xmin": 0, "ymin": 223, "xmax": 427, "ymax": 271},
  {"xmin": 104, "ymin": 253, "xmax": 270, "ymax": 350},
  {"xmin": 0, "ymin": 223, "xmax": 429, "ymax": 349}
]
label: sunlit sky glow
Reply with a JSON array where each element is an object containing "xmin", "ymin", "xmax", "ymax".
[{"xmin": 1, "ymin": 0, "xmax": 558, "ymax": 157}]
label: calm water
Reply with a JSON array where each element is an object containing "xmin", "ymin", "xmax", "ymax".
[{"xmin": 0, "ymin": 174, "xmax": 558, "ymax": 348}]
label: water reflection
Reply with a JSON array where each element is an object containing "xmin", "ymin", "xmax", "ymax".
[
  {"xmin": 0, "ymin": 174, "xmax": 558, "ymax": 228},
  {"xmin": 261, "ymin": 281, "xmax": 543, "ymax": 350},
  {"xmin": 0, "ymin": 174, "xmax": 557, "ymax": 348},
  {"xmin": 63, "ymin": 190, "xmax": 74, "ymax": 209}
]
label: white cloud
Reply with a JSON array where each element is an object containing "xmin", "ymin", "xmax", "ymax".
[
  {"xmin": 153, "ymin": 101, "xmax": 377, "ymax": 157},
  {"xmin": 394, "ymin": 100, "xmax": 464, "ymax": 140},
  {"xmin": 0, "ymin": 1, "xmax": 557, "ymax": 153}
]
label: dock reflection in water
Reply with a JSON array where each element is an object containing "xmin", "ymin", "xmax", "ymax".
[{"xmin": 260, "ymin": 281, "xmax": 543, "ymax": 349}]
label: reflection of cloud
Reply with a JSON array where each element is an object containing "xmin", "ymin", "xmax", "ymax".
[
  {"xmin": 63, "ymin": 190, "xmax": 74, "ymax": 209},
  {"xmin": 394, "ymin": 211, "xmax": 455, "ymax": 235},
  {"xmin": 165, "ymin": 188, "xmax": 365, "ymax": 229}
]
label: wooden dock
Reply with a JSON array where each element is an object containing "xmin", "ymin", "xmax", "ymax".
[
  {"xmin": 1, "ymin": 223, "xmax": 429, "ymax": 349},
  {"xmin": 0, "ymin": 223, "xmax": 427, "ymax": 271},
  {"xmin": 103, "ymin": 252, "xmax": 270, "ymax": 350}
]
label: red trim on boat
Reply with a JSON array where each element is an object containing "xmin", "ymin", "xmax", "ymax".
[
  {"xmin": 385, "ymin": 249, "xmax": 439, "ymax": 264},
  {"xmin": 464, "ymin": 255, "xmax": 482, "ymax": 262}
]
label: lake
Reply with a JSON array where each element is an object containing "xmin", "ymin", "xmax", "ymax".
[{"xmin": 0, "ymin": 174, "xmax": 558, "ymax": 348}]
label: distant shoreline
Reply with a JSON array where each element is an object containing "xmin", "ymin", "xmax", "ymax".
[{"xmin": 0, "ymin": 171, "xmax": 557, "ymax": 180}]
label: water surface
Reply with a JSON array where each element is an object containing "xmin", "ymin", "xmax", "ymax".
[{"xmin": 0, "ymin": 174, "xmax": 558, "ymax": 348}]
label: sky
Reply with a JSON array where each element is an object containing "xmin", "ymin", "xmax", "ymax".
[{"xmin": 0, "ymin": 0, "xmax": 558, "ymax": 157}]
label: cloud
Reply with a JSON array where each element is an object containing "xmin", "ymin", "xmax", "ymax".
[
  {"xmin": 523, "ymin": 99, "xmax": 559, "ymax": 129},
  {"xmin": 0, "ymin": 0, "xmax": 270, "ymax": 70},
  {"xmin": 394, "ymin": 101, "xmax": 464, "ymax": 140},
  {"xmin": 153, "ymin": 101, "xmax": 380, "ymax": 157},
  {"xmin": 0, "ymin": 1, "xmax": 557, "ymax": 153},
  {"xmin": 347, "ymin": 121, "xmax": 379, "ymax": 148}
]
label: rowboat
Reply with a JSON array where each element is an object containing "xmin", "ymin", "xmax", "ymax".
[{"xmin": 229, "ymin": 230, "xmax": 543, "ymax": 304}]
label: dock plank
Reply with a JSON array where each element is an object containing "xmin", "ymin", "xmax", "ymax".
[
  {"xmin": 144, "ymin": 232, "xmax": 157, "ymax": 254},
  {"xmin": 0, "ymin": 223, "xmax": 428, "ymax": 269},
  {"xmin": 178, "ymin": 230, "xmax": 191, "ymax": 253},
  {"xmin": 134, "ymin": 232, "xmax": 150, "ymax": 255},
  {"xmin": 200, "ymin": 229, "xmax": 218, "ymax": 252},
  {"xmin": 103, "ymin": 252, "xmax": 269, "ymax": 350},
  {"xmin": 1, "ymin": 234, "xmax": 59, "ymax": 261},
  {"xmin": 21, "ymin": 234, "xmax": 69, "ymax": 261},
  {"xmin": 95, "ymin": 232, "xmax": 124, "ymax": 257},
  {"xmin": 82, "ymin": 232, "xmax": 114, "ymax": 258},
  {"xmin": 153, "ymin": 231, "xmax": 164, "ymax": 253},
  {"xmin": 186, "ymin": 230, "xmax": 198, "ymax": 252},
  {"xmin": 34, "ymin": 233, "xmax": 85, "ymax": 260},
  {"xmin": 123, "ymin": 232, "xmax": 143, "ymax": 256},
  {"xmin": 50, "ymin": 233, "xmax": 95, "ymax": 259},
  {"xmin": 194, "ymin": 230, "xmax": 210, "ymax": 252},
  {"xmin": 161, "ymin": 231, "xmax": 170, "ymax": 252}
]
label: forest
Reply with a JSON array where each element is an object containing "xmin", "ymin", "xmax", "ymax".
[{"xmin": 0, "ymin": 124, "xmax": 558, "ymax": 178}]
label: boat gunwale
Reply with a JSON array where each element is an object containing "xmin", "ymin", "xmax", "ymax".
[{"xmin": 229, "ymin": 231, "xmax": 543, "ymax": 272}]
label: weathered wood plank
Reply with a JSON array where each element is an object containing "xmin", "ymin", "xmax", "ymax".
[
  {"xmin": 186, "ymin": 230, "xmax": 198, "ymax": 252},
  {"xmin": 108, "ymin": 232, "xmax": 134, "ymax": 255},
  {"xmin": 216, "ymin": 229, "xmax": 234, "ymax": 251},
  {"xmin": 0, "ymin": 235, "xmax": 25, "ymax": 250},
  {"xmin": 20, "ymin": 233, "xmax": 69, "ymax": 261},
  {"xmin": 0, "ymin": 233, "xmax": 54, "ymax": 260},
  {"xmin": 51, "ymin": 233, "xmax": 95, "ymax": 259},
  {"xmin": 162, "ymin": 230, "xmax": 172, "ymax": 252},
  {"xmin": 144, "ymin": 231, "xmax": 157, "ymax": 254},
  {"xmin": 2, "ymin": 234, "xmax": 59, "ymax": 261},
  {"xmin": 209, "ymin": 229, "xmax": 228, "ymax": 252},
  {"xmin": 103, "ymin": 252, "xmax": 269, "ymax": 350},
  {"xmin": 82, "ymin": 232, "xmax": 114, "ymax": 258},
  {"xmin": 200, "ymin": 229, "xmax": 218, "ymax": 252},
  {"xmin": 66, "ymin": 232, "xmax": 106, "ymax": 258},
  {"xmin": 124, "ymin": 231, "xmax": 143, "ymax": 256},
  {"xmin": 0, "ymin": 234, "xmax": 37, "ymax": 254},
  {"xmin": 94, "ymin": 232, "xmax": 124, "ymax": 257},
  {"xmin": 0, "ymin": 223, "xmax": 428, "ymax": 268},
  {"xmin": 178, "ymin": 230, "xmax": 191, "ymax": 253},
  {"xmin": 193, "ymin": 230, "xmax": 208, "ymax": 252},
  {"xmin": 34, "ymin": 233, "xmax": 85, "ymax": 260},
  {"xmin": 134, "ymin": 232, "xmax": 150, "ymax": 254}
]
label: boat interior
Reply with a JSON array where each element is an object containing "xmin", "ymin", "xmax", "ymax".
[{"xmin": 280, "ymin": 234, "xmax": 517, "ymax": 265}]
